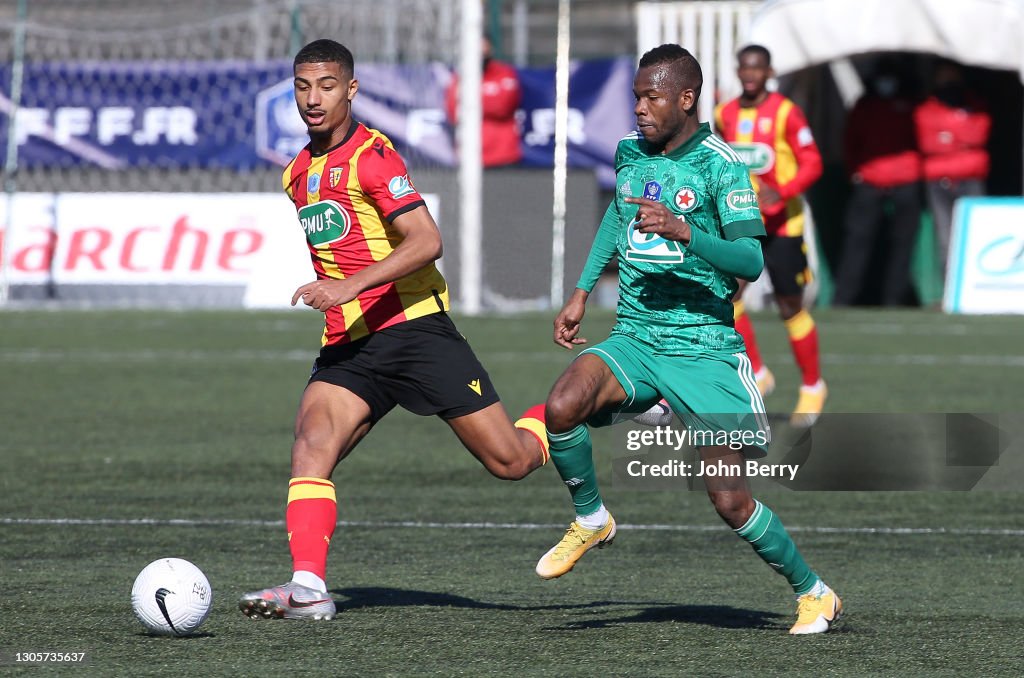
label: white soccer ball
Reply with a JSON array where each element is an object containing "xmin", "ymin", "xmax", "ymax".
[
  {"xmin": 631, "ymin": 399, "xmax": 675, "ymax": 427},
  {"xmin": 131, "ymin": 558, "xmax": 213, "ymax": 636}
]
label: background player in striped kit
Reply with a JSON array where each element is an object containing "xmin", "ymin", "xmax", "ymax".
[
  {"xmin": 238, "ymin": 40, "xmax": 549, "ymax": 621},
  {"xmin": 536, "ymin": 44, "xmax": 841, "ymax": 635},
  {"xmin": 715, "ymin": 45, "xmax": 826, "ymax": 427}
]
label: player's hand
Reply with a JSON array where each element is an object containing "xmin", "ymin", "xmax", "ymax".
[
  {"xmin": 291, "ymin": 279, "xmax": 360, "ymax": 312},
  {"xmin": 757, "ymin": 184, "xmax": 785, "ymax": 216},
  {"xmin": 553, "ymin": 291, "xmax": 588, "ymax": 350},
  {"xmin": 624, "ymin": 196, "xmax": 691, "ymax": 244}
]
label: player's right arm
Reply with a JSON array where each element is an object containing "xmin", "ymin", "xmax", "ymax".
[
  {"xmin": 554, "ymin": 199, "xmax": 619, "ymax": 349},
  {"xmin": 292, "ymin": 205, "xmax": 442, "ymax": 311}
]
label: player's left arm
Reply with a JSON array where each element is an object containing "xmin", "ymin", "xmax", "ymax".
[
  {"xmin": 687, "ymin": 159, "xmax": 765, "ymax": 281},
  {"xmin": 775, "ymin": 103, "xmax": 823, "ymax": 201},
  {"xmin": 627, "ymin": 191, "xmax": 764, "ymax": 282},
  {"xmin": 686, "ymin": 231, "xmax": 763, "ymax": 281}
]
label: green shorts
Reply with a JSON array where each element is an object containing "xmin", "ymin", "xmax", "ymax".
[{"xmin": 581, "ymin": 332, "xmax": 770, "ymax": 450}]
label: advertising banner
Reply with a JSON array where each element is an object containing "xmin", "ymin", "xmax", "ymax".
[
  {"xmin": 944, "ymin": 197, "xmax": 1024, "ymax": 314},
  {"xmin": 0, "ymin": 58, "xmax": 634, "ymax": 183}
]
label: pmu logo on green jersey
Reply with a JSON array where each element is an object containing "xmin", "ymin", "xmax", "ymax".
[
  {"xmin": 729, "ymin": 142, "xmax": 775, "ymax": 174},
  {"xmin": 726, "ymin": 189, "xmax": 760, "ymax": 212},
  {"xmin": 298, "ymin": 200, "xmax": 351, "ymax": 246}
]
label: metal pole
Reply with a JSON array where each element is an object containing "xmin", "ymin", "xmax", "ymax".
[
  {"xmin": 458, "ymin": 0, "xmax": 484, "ymax": 314},
  {"xmin": 550, "ymin": 0, "xmax": 570, "ymax": 308},
  {"xmin": 512, "ymin": 0, "xmax": 528, "ymax": 67},
  {"xmin": 1, "ymin": 0, "xmax": 28, "ymax": 305}
]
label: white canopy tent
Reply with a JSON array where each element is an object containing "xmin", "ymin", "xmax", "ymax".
[
  {"xmin": 638, "ymin": 0, "xmax": 1024, "ymax": 115},
  {"xmin": 748, "ymin": 0, "xmax": 1024, "ymax": 82}
]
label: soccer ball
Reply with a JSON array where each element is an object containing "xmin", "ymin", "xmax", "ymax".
[
  {"xmin": 131, "ymin": 558, "xmax": 213, "ymax": 636},
  {"xmin": 631, "ymin": 398, "xmax": 674, "ymax": 427}
]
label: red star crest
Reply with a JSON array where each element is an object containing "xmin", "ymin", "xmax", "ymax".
[{"xmin": 674, "ymin": 186, "xmax": 698, "ymax": 212}]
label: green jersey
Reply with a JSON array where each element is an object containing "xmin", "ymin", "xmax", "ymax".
[{"xmin": 579, "ymin": 123, "xmax": 766, "ymax": 355}]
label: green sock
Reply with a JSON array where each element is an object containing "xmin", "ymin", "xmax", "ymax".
[
  {"xmin": 547, "ymin": 424, "xmax": 603, "ymax": 516},
  {"xmin": 735, "ymin": 500, "xmax": 820, "ymax": 595}
]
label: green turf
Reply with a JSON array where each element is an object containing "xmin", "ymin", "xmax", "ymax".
[{"xmin": 1, "ymin": 309, "xmax": 1022, "ymax": 676}]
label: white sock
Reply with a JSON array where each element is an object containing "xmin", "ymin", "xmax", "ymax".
[
  {"xmin": 800, "ymin": 380, "xmax": 826, "ymax": 393},
  {"xmin": 800, "ymin": 579, "xmax": 829, "ymax": 598},
  {"xmin": 291, "ymin": 570, "xmax": 327, "ymax": 593},
  {"xmin": 577, "ymin": 504, "xmax": 609, "ymax": 530}
]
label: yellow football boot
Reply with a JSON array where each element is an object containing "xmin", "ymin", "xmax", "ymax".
[
  {"xmin": 790, "ymin": 380, "xmax": 827, "ymax": 428},
  {"xmin": 755, "ymin": 367, "xmax": 776, "ymax": 398},
  {"xmin": 789, "ymin": 586, "xmax": 842, "ymax": 635},
  {"xmin": 535, "ymin": 514, "xmax": 616, "ymax": 579}
]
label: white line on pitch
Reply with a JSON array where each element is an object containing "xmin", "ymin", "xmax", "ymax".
[
  {"xmin": 2, "ymin": 348, "xmax": 1024, "ymax": 367},
  {"xmin": 1, "ymin": 516, "xmax": 1021, "ymax": 536}
]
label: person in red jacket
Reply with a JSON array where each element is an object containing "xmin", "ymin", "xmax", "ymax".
[
  {"xmin": 914, "ymin": 59, "xmax": 991, "ymax": 281},
  {"xmin": 715, "ymin": 44, "xmax": 826, "ymax": 427},
  {"xmin": 446, "ymin": 34, "xmax": 523, "ymax": 167},
  {"xmin": 833, "ymin": 59, "xmax": 922, "ymax": 307}
]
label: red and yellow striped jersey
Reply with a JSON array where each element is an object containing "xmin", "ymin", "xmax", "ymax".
[
  {"xmin": 283, "ymin": 122, "xmax": 449, "ymax": 346},
  {"xmin": 714, "ymin": 93, "xmax": 822, "ymax": 236}
]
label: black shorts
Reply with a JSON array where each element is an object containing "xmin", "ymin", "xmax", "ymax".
[
  {"xmin": 308, "ymin": 313, "xmax": 500, "ymax": 423},
  {"xmin": 763, "ymin": 235, "xmax": 811, "ymax": 297}
]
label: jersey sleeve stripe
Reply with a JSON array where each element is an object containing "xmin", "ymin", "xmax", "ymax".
[
  {"xmin": 703, "ymin": 135, "xmax": 744, "ymax": 163},
  {"xmin": 722, "ymin": 218, "xmax": 767, "ymax": 241},
  {"xmin": 385, "ymin": 199, "xmax": 426, "ymax": 223}
]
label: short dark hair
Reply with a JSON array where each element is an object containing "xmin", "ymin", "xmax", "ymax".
[
  {"xmin": 638, "ymin": 44, "xmax": 703, "ymax": 100},
  {"xmin": 294, "ymin": 39, "xmax": 355, "ymax": 79},
  {"xmin": 737, "ymin": 44, "xmax": 771, "ymax": 65}
]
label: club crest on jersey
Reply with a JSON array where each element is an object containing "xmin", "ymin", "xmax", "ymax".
[
  {"xmin": 758, "ymin": 118, "xmax": 773, "ymax": 135},
  {"xmin": 642, "ymin": 181, "xmax": 662, "ymax": 201},
  {"xmin": 388, "ymin": 175, "xmax": 415, "ymax": 199},
  {"xmin": 329, "ymin": 167, "xmax": 344, "ymax": 188},
  {"xmin": 307, "ymin": 172, "xmax": 321, "ymax": 194},
  {"xmin": 674, "ymin": 186, "xmax": 699, "ymax": 212}
]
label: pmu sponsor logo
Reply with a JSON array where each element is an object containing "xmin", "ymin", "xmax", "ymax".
[
  {"xmin": 729, "ymin": 142, "xmax": 776, "ymax": 174},
  {"xmin": 298, "ymin": 200, "xmax": 351, "ymax": 246},
  {"xmin": 726, "ymin": 189, "xmax": 759, "ymax": 211}
]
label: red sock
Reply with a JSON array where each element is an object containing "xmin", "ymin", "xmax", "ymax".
[
  {"xmin": 733, "ymin": 301, "xmax": 764, "ymax": 373},
  {"xmin": 515, "ymin": 403, "xmax": 549, "ymax": 465},
  {"xmin": 785, "ymin": 310, "xmax": 821, "ymax": 387},
  {"xmin": 286, "ymin": 477, "xmax": 337, "ymax": 580}
]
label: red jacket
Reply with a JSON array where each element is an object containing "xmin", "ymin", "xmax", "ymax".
[
  {"xmin": 446, "ymin": 59, "xmax": 523, "ymax": 167},
  {"xmin": 914, "ymin": 96, "xmax": 991, "ymax": 182},
  {"xmin": 844, "ymin": 95, "xmax": 922, "ymax": 188}
]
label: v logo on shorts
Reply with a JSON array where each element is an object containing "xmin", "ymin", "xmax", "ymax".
[{"xmin": 467, "ymin": 379, "xmax": 482, "ymax": 395}]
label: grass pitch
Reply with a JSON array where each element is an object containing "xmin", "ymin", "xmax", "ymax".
[{"xmin": 1, "ymin": 308, "xmax": 1022, "ymax": 676}]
